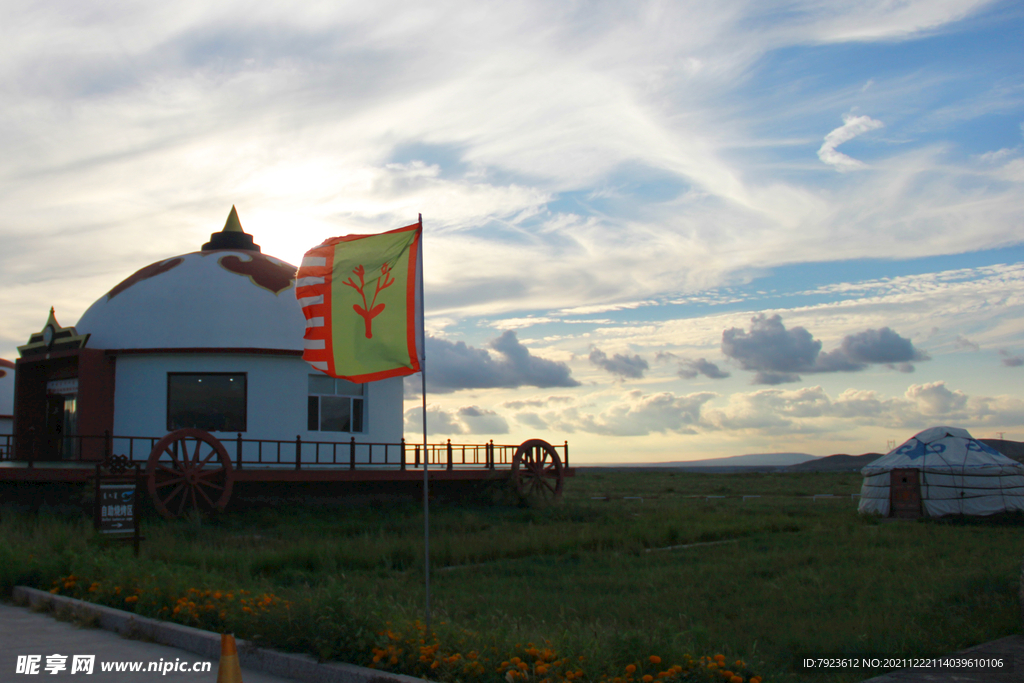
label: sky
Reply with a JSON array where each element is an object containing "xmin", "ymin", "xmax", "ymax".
[{"xmin": 1, "ymin": 0, "xmax": 1023, "ymax": 463}]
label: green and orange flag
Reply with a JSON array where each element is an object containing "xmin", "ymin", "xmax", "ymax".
[{"xmin": 296, "ymin": 220, "xmax": 422, "ymax": 382}]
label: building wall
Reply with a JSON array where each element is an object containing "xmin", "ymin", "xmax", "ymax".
[{"xmin": 110, "ymin": 353, "xmax": 404, "ymax": 453}]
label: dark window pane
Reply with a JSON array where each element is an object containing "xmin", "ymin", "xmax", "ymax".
[
  {"xmin": 307, "ymin": 396, "xmax": 319, "ymax": 431},
  {"xmin": 320, "ymin": 396, "xmax": 351, "ymax": 432},
  {"xmin": 352, "ymin": 398, "xmax": 364, "ymax": 432},
  {"xmin": 167, "ymin": 374, "xmax": 246, "ymax": 432}
]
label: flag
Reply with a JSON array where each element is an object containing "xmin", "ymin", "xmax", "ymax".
[{"xmin": 296, "ymin": 221, "xmax": 422, "ymax": 382}]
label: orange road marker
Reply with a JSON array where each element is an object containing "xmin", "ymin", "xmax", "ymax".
[{"xmin": 217, "ymin": 633, "xmax": 243, "ymax": 683}]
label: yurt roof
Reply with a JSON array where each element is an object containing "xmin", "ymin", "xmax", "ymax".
[
  {"xmin": 0, "ymin": 358, "xmax": 14, "ymax": 416},
  {"xmin": 76, "ymin": 208, "xmax": 304, "ymax": 352},
  {"xmin": 862, "ymin": 426, "xmax": 1024, "ymax": 475}
]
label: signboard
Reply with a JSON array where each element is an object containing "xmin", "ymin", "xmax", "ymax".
[
  {"xmin": 93, "ymin": 459, "xmax": 143, "ymax": 556},
  {"xmin": 98, "ymin": 484, "xmax": 135, "ymax": 534}
]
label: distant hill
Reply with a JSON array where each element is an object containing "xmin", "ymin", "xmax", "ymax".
[
  {"xmin": 980, "ymin": 439, "xmax": 1024, "ymax": 465},
  {"xmin": 784, "ymin": 453, "xmax": 883, "ymax": 472},
  {"xmin": 588, "ymin": 440, "xmax": 1024, "ymax": 472},
  {"xmin": 781, "ymin": 439, "xmax": 1024, "ymax": 473},
  {"xmin": 639, "ymin": 452, "xmax": 818, "ymax": 468}
]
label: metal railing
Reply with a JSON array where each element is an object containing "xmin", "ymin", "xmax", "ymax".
[{"xmin": 0, "ymin": 432, "xmax": 570, "ymax": 471}]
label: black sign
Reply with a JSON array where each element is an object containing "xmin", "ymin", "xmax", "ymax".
[{"xmin": 98, "ymin": 484, "xmax": 135, "ymax": 534}]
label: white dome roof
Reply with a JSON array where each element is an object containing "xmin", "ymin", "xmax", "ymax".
[{"xmin": 77, "ymin": 212, "xmax": 304, "ymax": 351}]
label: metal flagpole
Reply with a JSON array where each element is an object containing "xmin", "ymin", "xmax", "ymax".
[{"xmin": 418, "ymin": 213, "xmax": 431, "ymax": 633}]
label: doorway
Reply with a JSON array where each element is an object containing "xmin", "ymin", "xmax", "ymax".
[{"xmin": 890, "ymin": 468, "xmax": 922, "ymax": 518}]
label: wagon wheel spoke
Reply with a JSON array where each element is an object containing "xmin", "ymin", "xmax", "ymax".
[
  {"xmin": 195, "ymin": 465, "xmax": 225, "ymax": 478},
  {"xmin": 163, "ymin": 443, "xmax": 181, "ymax": 468},
  {"xmin": 198, "ymin": 447, "xmax": 219, "ymax": 467},
  {"xmin": 194, "ymin": 483, "xmax": 216, "ymax": 509},
  {"xmin": 189, "ymin": 438, "xmax": 202, "ymax": 464},
  {"xmin": 162, "ymin": 482, "xmax": 185, "ymax": 507},
  {"xmin": 157, "ymin": 463, "xmax": 184, "ymax": 477},
  {"xmin": 154, "ymin": 476, "xmax": 186, "ymax": 489},
  {"xmin": 196, "ymin": 478, "xmax": 225, "ymax": 492}
]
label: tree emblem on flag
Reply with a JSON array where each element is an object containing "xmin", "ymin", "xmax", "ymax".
[{"xmin": 343, "ymin": 263, "xmax": 395, "ymax": 338}]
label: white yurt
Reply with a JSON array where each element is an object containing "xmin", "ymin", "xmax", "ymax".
[
  {"xmin": 12, "ymin": 208, "xmax": 404, "ymax": 461},
  {"xmin": 858, "ymin": 426, "xmax": 1024, "ymax": 518}
]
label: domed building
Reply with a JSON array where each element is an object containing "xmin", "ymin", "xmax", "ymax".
[{"xmin": 12, "ymin": 208, "xmax": 403, "ymax": 462}]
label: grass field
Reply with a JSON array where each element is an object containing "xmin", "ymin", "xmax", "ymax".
[{"xmin": 2, "ymin": 470, "xmax": 1022, "ymax": 683}]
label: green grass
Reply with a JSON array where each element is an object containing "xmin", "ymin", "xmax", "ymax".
[{"xmin": 1, "ymin": 471, "xmax": 1021, "ymax": 683}]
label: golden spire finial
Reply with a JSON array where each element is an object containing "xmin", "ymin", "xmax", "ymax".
[{"xmin": 223, "ymin": 205, "xmax": 243, "ymax": 233}]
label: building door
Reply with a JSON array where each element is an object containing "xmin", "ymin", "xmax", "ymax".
[
  {"xmin": 44, "ymin": 394, "xmax": 65, "ymax": 459},
  {"xmin": 890, "ymin": 468, "xmax": 922, "ymax": 518},
  {"xmin": 45, "ymin": 378, "xmax": 79, "ymax": 460}
]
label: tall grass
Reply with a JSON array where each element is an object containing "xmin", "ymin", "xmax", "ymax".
[{"xmin": 2, "ymin": 472, "xmax": 1021, "ymax": 683}]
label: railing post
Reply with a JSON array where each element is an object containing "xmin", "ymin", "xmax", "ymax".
[
  {"xmin": 94, "ymin": 463, "xmax": 101, "ymax": 531},
  {"xmin": 446, "ymin": 439, "xmax": 453, "ymax": 471},
  {"xmin": 236, "ymin": 433, "xmax": 243, "ymax": 470},
  {"xmin": 564, "ymin": 440, "xmax": 569, "ymax": 467},
  {"xmin": 400, "ymin": 438, "xmax": 406, "ymax": 471},
  {"xmin": 415, "ymin": 445, "xmax": 420, "ymax": 467},
  {"xmin": 103, "ymin": 429, "xmax": 111, "ymax": 460},
  {"xmin": 488, "ymin": 440, "xmax": 495, "ymax": 470},
  {"xmin": 295, "ymin": 435, "xmax": 302, "ymax": 471},
  {"xmin": 349, "ymin": 437, "xmax": 356, "ymax": 470}
]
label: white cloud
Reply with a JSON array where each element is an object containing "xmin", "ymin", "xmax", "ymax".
[
  {"xmin": 817, "ymin": 114, "xmax": 885, "ymax": 171},
  {"xmin": 403, "ymin": 404, "xmax": 509, "ymax": 436}
]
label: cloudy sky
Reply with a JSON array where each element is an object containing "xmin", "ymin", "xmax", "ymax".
[{"xmin": 2, "ymin": 0, "xmax": 1023, "ymax": 462}]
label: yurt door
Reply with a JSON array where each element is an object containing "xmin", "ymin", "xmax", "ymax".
[{"xmin": 890, "ymin": 468, "xmax": 922, "ymax": 518}]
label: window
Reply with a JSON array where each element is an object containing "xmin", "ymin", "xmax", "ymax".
[
  {"xmin": 167, "ymin": 373, "xmax": 246, "ymax": 432},
  {"xmin": 307, "ymin": 375, "xmax": 364, "ymax": 432}
]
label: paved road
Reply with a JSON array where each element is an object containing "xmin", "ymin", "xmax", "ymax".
[{"xmin": 0, "ymin": 602, "xmax": 298, "ymax": 682}]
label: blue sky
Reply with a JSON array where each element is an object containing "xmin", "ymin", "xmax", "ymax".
[{"xmin": 1, "ymin": 0, "xmax": 1023, "ymax": 462}]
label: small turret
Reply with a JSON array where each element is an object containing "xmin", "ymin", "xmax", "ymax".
[{"xmin": 202, "ymin": 206, "xmax": 261, "ymax": 252}]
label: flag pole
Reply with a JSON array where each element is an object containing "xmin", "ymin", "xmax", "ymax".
[{"xmin": 418, "ymin": 213, "xmax": 431, "ymax": 633}]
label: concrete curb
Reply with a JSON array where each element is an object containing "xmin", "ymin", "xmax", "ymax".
[{"xmin": 12, "ymin": 586, "xmax": 427, "ymax": 683}]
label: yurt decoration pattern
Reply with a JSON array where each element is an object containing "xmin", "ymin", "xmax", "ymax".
[{"xmin": 858, "ymin": 426, "xmax": 1024, "ymax": 518}]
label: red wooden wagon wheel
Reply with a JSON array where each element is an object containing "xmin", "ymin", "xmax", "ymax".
[
  {"xmin": 146, "ymin": 429, "xmax": 234, "ymax": 519},
  {"xmin": 511, "ymin": 438, "xmax": 564, "ymax": 502}
]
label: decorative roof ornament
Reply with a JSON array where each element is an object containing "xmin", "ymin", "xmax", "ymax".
[
  {"xmin": 202, "ymin": 206, "xmax": 261, "ymax": 252},
  {"xmin": 18, "ymin": 307, "xmax": 90, "ymax": 358}
]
